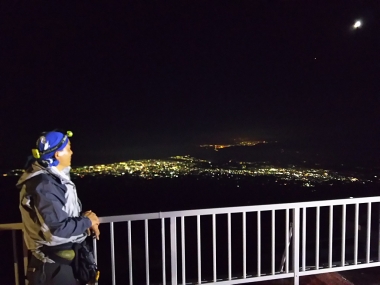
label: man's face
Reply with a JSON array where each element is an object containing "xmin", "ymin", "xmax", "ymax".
[{"xmin": 55, "ymin": 140, "xmax": 73, "ymax": 169}]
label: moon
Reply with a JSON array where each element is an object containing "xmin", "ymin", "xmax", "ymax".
[{"xmin": 353, "ymin": 21, "xmax": 361, "ymax": 29}]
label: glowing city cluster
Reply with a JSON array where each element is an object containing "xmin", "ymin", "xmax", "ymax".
[
  {"xmin": 200, "ymin": 140, "xmax": 268, "ymax": 151},
  {"xmin": 66, "ymin": 155, "xmax": 365, "ymax": 186},
  {"xmin": 3, "ymin": 156, "xmax": 371, "ymax": 187}
]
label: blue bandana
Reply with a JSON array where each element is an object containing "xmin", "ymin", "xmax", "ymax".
[{"xmin": 33, "ymin": 131, "xmax": 70, "ymax": 167}]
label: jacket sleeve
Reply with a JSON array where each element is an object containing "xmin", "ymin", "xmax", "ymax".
[{"xmin": 33, "ymin": 180, "xmax": 92, "ymax": 239}]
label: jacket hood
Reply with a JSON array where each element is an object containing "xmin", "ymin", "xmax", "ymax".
[
  {"xmin": 16, "ymin": 162, "xmax": 45, "ymax": 188},
  {"xmin": 16, "ymin": 162, "xmax": 72, "ymax": 187}
]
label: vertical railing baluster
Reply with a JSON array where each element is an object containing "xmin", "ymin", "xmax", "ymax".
[
  {"xmin": 92, "ymin": 238, "xmax": 98, "ymax": 285},
  {"xmin": 302, "ymin": 207, "xmax": 306, "ymax": 272},
  {"xmin": 378, "ymin": 203, "xmax": 380, "ymax": 263},
  {"xmin": 22, "ymin": 240, "xmax": 28, "ymax": 285},
  {"xmin": 162, "ymin": 218, "xmax": 166, "ymax": 285},
  {"xmin": 272, "ymin": 210, "xmax": 275, "ymax": 275},
  {"xmin": 212, "ymin": 214, "xmax": 217, "ymax": 282},
  {"xmin": 228, "ymin": 213, "xmax": 232, "ymax": 280},
  {"xmin": 93, "ymin": 238, "xmax": 98, "ymax": 263},
  {"xmin": 128, "ymin": 221, "xmax": 133, "ymax": 285},
  {"xmin": 22, "ymin": 233, "xmax": 28, "ymax": 284},
  {"xmin": 366, "ymin": 203, "xmax": 372, "ymax": 263},
  {"xmin": 341, "ymin": 204, "xmax": 346, "ymax": 266},
  {"xmin": 354, "ymin": 203, "xmax": 359, "ymax": 265},
  {"xmin": 293, "ymin": 208, "xmax": 300, "ymax": 285},
  {"xmin": 286, "ymin": 208, "xmax": 289, "ymax": 273},
  {"xmin": 315, "ymin": 206, "xmax": 320, "ymax": 270},
  {"xmin": 181, "ymin": 216, "xmax": 186, "ymax": 285},
  {"xmin": 145, "ymin": 220, "xmax": 150, "ymax": 285},
  {"xmin": 170, "ymin": 217, "xmax": 177, "ymax": 285},
  {"xmin": 257, "ymin": 211, "xmax": 261, "ymax": 277},
  {"xmin": 197, "ymin": 215, "xmax": 201, "ymax": 285},
  {"xmin": 12, "ymin": 230, "xmax": 19, "ymax": 285},
  {"xmin": 243, "ymin": 212, "xmax": 246, "ymax": 278},
  {"xmin": 329, "ymin": 205, "xmax": 333, "ymax": 268},
  {"xmin": 110, "ymin": 222, "xmax": 116, "ymax": 285}
]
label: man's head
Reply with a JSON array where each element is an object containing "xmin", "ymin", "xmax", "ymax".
[{"xmin": 32, "ymin": 130, "xmax": 73, "ymax": 170}]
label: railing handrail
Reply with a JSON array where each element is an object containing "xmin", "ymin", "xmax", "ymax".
[{"xmin": 0, "ymin": 222, "xmax": 23, "ymax": 230}]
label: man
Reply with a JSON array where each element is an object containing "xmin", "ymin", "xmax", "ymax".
[{"xmin": 17, "ymin": 130, "xmax": 100, "ymax": 285}]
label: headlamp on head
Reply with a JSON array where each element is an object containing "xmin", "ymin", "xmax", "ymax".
[
  {"xmin": 31, "ymin": 130, "xmax": 73, "ymax": 159},
  {"xmin": 31, "ymin": 148, "xmax": 41, "ymax": 159}
]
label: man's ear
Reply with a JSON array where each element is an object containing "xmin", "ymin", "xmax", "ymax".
[{"xmin": 55, "ymin": 151, "xmax": 63, "ymax": 158}]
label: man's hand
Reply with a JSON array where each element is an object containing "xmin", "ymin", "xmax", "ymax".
[
  {"xmin": 84, "ymin": 210, "xmax": 100, "ymax": 240},
  {"xmin": 83, "ymin": 210, "xmax": 99, "ymax": 226},
  {"xmin": 86, "ymin": 225, "xmax": 100, "ymax": 240},
  {"xmin": 90, "ymin": 224, "xmax": 100, "ymax": 240}
]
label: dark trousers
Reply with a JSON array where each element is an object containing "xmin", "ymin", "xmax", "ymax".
[{"xmin": 26, "ymin": 255, "xmax": 79, "ymax": 285}]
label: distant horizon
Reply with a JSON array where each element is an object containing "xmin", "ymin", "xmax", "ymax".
[{"xmin": 2, "ymin": 139, "xmax": 379, "ymax": 173}]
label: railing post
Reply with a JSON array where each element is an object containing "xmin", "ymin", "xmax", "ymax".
[
  {"xmin": 145, "ymin": 220, "xmax": 150, "ymax": 285},
  {"xmin": 170, "ymin": 217, "xmax": 177, "ymax": 285},
  {"xmin": 378, "ymin": 202, "xmax": 380, "ymax": 262},
  {"xmin": 128, "ymin": 221, "xmax": 133, "ymax": 285},
  {"xmin": 110, "ymin": 222, "xmax": 116, "ymax": 285},
  {"xmin": 293, "ymin": 208, "xmax": 300, "ymax": 285},
  {"xmin": 162, "ymin": 218, "xmax": 167, "ymax": 285},
  {"xmin": 92, "ymin": 238, "xmax": 98, "ymax": 285},
  {"xmin": 279, "ymin": 223, "xmax": 293, "ymax": 273},
  {"xmin": 23, "ymin": 233, "xmax": 29, "ymax": 285},
  {"xmin": 12, "ymin": 230, "xmax": 20, "ymax": 285}
]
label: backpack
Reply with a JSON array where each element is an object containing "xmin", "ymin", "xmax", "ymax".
[{"xmin": 73, "ymin": 240, "xmax": 100, "ymax": 284}]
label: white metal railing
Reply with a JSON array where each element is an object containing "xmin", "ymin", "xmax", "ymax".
[{"xmin": 2, "ymin": 196, "xmax": 380, "ymax": 285}]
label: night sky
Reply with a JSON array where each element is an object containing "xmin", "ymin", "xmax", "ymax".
[{"xmin": 1, "ymin": 1, "xmax": 379, "ymax": 170}]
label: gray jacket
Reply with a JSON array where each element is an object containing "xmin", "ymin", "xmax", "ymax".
[{"xmin": 17, "ymin": 162, "xmax": 92, "ymax": 262}]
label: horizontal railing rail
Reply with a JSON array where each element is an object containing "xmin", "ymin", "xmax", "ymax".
[{"xmin": 2, "ymin": 196, "xmax": 380, "ymax": 285}]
